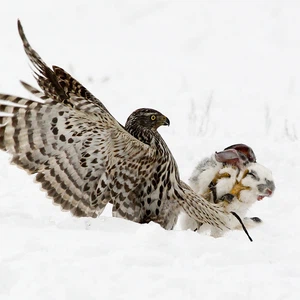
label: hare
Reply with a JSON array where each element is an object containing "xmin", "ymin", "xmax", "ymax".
[{"xmin": 181, "ymin": 144, "xmax": 275, "ymax": 237}]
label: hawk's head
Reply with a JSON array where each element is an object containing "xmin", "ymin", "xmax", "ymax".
[{"xmin": 125, "ymin": 108, "xmax": 170, "ymax": 131}]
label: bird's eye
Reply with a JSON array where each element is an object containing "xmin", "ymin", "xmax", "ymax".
[{"xmin": 151, "ymin": 115, "xmax": 156, "ymax": 121}]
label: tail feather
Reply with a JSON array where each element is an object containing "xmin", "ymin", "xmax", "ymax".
[{"xmin": 180, "ymin": 190, "xmax": 229, "ymax": 230}]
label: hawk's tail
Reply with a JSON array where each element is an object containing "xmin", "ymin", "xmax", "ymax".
[
  {"xmin": 179, "ymin": 182, "xmax": 240, "ymax": 225},
  {"xmin": 179, "ymin": 186, "xmax": 252, "ymax": 241}
]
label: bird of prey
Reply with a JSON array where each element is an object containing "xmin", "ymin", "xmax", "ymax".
[{"xmin": 0, "ymin": 20, "xmax": 239, "ymax": 233}]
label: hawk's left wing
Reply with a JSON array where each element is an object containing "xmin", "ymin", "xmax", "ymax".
[{"xmin": 0, "ymin": 21, "xmax": 157, "ymax": 220}]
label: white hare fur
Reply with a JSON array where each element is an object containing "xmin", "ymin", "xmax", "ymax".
[{"xmin": 181, "ymin": 155, "xmax": 275, "ymax": 237}]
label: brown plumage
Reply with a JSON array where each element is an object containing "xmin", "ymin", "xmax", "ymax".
[{"xmin": 0, "ymin": 20, "xmax": 235, "ymax": 231}]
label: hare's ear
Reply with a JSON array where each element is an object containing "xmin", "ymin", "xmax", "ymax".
[
  {"xmin": 224, "ymin": 143, "xmax": 256, "ymax": 163},
  {"xmin": 215, "ymin": 149, "xmax": 243, "ymax": 167}
]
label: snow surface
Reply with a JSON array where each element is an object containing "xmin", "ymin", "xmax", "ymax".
[{"xmin": 1, "ymin": 1, "xmax": 300, "ymax": 299}]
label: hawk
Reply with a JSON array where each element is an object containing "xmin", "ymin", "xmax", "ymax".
[{"xmin": 0, "ymin": 20, "xmax": 242, "ymax": 233}]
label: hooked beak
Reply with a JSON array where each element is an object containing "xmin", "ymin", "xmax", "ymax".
[
  {"xmin": 159, "ymin": 115, "xmax": 170, "ymax": 126},
  {"xmin": 163, "ymin": 117, "xmax": 170, "ymax": 126}
]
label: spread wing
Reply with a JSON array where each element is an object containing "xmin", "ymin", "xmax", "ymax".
[{"xmin": 0, "ymin": 21, "xmax": 156, "ymax": 219}]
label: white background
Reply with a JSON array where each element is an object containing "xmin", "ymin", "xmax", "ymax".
[{"xmin": 0, "ymin": 1, "xmax": 299, "ymax": 299}]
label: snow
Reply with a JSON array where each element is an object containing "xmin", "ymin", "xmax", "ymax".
[{"xmin": 0, "ymin": 1, "xmax": 300, "ymax": 299}]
